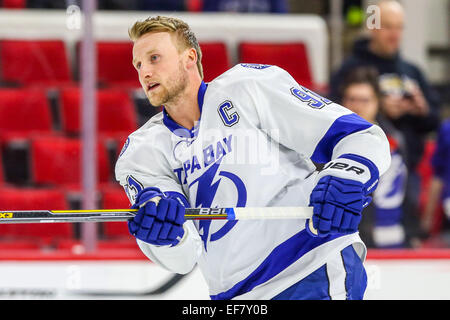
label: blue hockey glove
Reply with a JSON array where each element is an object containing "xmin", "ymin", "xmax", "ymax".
[
  {"xmin": 306, "ymin": 154, "xmax": 379, "ymax": 237},
  {"xmin": 128, "ymin": 187, "xmax": 186, "ymax": 246}
]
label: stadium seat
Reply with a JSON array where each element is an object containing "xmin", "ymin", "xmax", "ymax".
[
  {"xmin": 0, "ymin": 88, "xmax": 54, "ymax": 139},
  {"xmin": 30, "ymin": 136, "xmax": 111, "ymax": 189},
  {"xmin": 186, "ymin": 0, "xmax": 202, "ymax": 11},
  {"xmin": 0, "ymin": 240, "xmax": 40, "ymax": 250},
  {"xmin": 83, "ymin": 41, "xmax": 140, "ymax": 88},
  {"xmin": 0, "ymin": 40, "xmax": 73, "ymax": 87},
  {"xmin": 101, "ymin": 186, "xmax": 132, "ymax": 238},
  {"xmin": 60, "ymin": 87, "xmax": 138, "ymax": 137},
  {"xmin": 0, "ymin": 187, "xmax": 73, "ymax": 247},
  {"xmin": 239, "ymin": 42, "xmax": 313, "ymax": 88},
  {"xmin": 2, "ymin": 0, "xmax": 26, "ymax": 9},
  {"xmin": 0, "ymin": 88, "xmax": 55, "ymax": 185},
  {"xmin": 199, "ymin": 42, "xmax": 231, "ymax": 82}
]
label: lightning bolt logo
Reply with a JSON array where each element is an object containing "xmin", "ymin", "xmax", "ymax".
[
  {"xmin": 189, "ymin": 157, "xmax": 247, "ymax": 251},
  {"xmin": 189, "ymin": 158, "xmax": 223, "ymax": 208}
]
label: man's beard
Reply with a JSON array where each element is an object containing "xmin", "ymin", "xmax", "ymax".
[{"xmin": 148, "ymin": 61, "xmax": 188, "ymax": 107}]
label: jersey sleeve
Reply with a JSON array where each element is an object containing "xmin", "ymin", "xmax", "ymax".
[
  {"xmin": 115, "ymin": 131, "xmax": 203, "ymax": 274},
  {"xmin": 237, "ymin": 65, "xmax": 391, "ymax": 178},
  {"xmin": 115, "ymin": 133, "xmax": 184, "ymax": 202}
]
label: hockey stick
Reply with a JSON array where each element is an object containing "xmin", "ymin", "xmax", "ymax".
[
  {"xmin": 0, "ymin": 206, "xmax": 313, "ymax": 223},
  {"xmin": 0, "ymin": 205, "xmax": 318, "ymax": 236},
  {"xmin": 70, "ymin": 273, "xmax": 187, "ymax": 297}
]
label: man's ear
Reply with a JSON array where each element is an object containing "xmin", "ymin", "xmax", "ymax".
[{"xmin": 185, "ymin": 47, "xmax": 198, "ymax": 70}]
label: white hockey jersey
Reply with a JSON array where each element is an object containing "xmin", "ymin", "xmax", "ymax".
[{"xmin": 115, "ymin": 64, "xmax": 391, "ymax": 300}]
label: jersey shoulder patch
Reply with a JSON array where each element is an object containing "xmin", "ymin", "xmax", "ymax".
[{"xmin": 118, "ymin": 137, "xmax": 130, "ymax": 158}]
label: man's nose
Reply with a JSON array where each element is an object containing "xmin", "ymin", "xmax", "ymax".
[{"xmin": 140, "ymin": 62, "xmax": 153, "ymax": 79}]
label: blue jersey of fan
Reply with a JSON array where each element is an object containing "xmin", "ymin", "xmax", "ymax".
[
  {"xmin": 372, "ymin": 136, "xmax": 408, "ymax": 248},
  {"xmin": 115, "ymin": 64, "xmax": 391, "ymax": 299},
  {"xmin": 431, "ymin": 120, "xmax": 450, "ymax": 216}
]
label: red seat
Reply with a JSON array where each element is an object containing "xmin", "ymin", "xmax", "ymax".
[
  {"xmin": 60, "ymin": 87, "xmax": 137, "ymax": 137},
  {"xmin": 0, "ymin": 240, "xmax": 40, "ymax": 250},
  {"xmin": 200, "ymin": 42, "xmax": 231, "ymax": 82},
  {"xmin": 2, "ymin": 0, "xmax": 26, "ymax": 9},
  {"xmin": 239, "ymin": 42, "xmax": 313, "ymax": 88},
  {"xmin": 0, "ymin": 40, "xmax": 72, "ymax": 87},
  {"xmin": 30, "ymin": 136, "xmax": 111, "ymax": 189},
  {"xmin": 0, "ymin": 88, "xmax": 53, "ymax": 139},
  {"xmin": 101, "ymin": 186, "xmax": 131, "ymax": 238},
  {"xmin": 94, "ymin": 41, "xmax": 140, "ymax": 88},
  {"xmin": 0, "ymin": 187, "xmax": 72, "ymax": 246}
]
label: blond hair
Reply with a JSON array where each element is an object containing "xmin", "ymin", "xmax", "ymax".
[{"xmin": 129, "ymin": 16, "xmax": 203, "ymax": 79}]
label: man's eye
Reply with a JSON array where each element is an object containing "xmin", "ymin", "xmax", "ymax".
[
  {"xmin": 135, "ymin": 62, "xmax": 141, "ymax": 70},
  {"xmin": 150, "ymin": 55, "xmax": 159, "ymax": 62}
]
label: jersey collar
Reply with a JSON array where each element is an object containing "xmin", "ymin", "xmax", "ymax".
[{"xmin": 162, "ymin": 81, "xmax": 208, "ymax": 139}]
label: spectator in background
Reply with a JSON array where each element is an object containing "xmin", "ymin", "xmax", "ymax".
[
  {"xmin": 201, "ymin": 0, "xmax": 288, "ymax": 13},
  {"xmin": 329, "ymin": 0, "xmax": 439, "ymax": 244},
  {"xmin": 340, "ymin": 66, "xmax": 410, "ymax": 248},
  {"xmin": 422, "ymin": 120, "xmax": 450, "ymax": 237}
]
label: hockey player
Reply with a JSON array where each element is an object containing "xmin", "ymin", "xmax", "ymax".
[{"xmin": 115, "ymin": 16, "xmax": 391, "ymax": 300}]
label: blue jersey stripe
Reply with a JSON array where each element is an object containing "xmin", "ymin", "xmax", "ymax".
[
  {"xmin": 311, "ymin": 113, "xmax": 372, "ymax": 163},
  {"xmin": 341, "ymin": 245, "xmax": 367, "ymax": 300},
  {"xmin": 271, "ymin": 263, "xmax": 331, "ymax": 300},
  {"xmin": 209, "ymin": 230, "xmax": 342, "ymax": 300}
]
